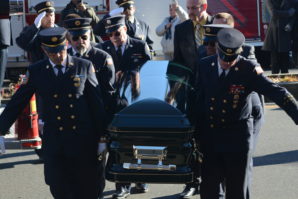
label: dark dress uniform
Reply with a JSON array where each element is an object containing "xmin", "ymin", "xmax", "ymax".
[
  {"xmin": 0, "ymin": 27, "xmax": 106, "ymax": 199},
  {"xmin": 0, "ymin": 0, "xmax": 12, "ymax": 91},
  {"xmin": 196, "ymin": 28, "xmax": 298, "ymax": 199},
  {"xmin": 102, "ymin": 14, "xmax": 151, "ymax": 198},
  {"xmin": 102, "ymin": 37, "xmax": 151, "ymax": 73},
  {"xmin": 16, "ymin": 1, "xmax": 56, "ymax": 63},
  {"xmin": 115, "ymin": 0, "xmax": 154, "ymax": 50}
]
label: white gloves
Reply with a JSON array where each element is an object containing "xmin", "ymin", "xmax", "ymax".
[
  {"xmin": 97, "ymin": 142, "xmax": 107, "ymax": 155},
  {"xmin": 0, "ymin": 136, "xmax": 5, "ymax": 155},
  {"xmin": 34, "ymin": 11, "xmax": 46, "ymax": 28}
]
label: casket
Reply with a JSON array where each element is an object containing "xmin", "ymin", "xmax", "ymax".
[{"xmin": 106, "ymin": 61, "xmax": 196, "ymax": 184}]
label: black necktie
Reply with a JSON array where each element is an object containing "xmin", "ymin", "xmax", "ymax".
[
  {"xmin": 219, "ymin": 69, "xmax": 226, "ymax": 82},
  {"xmin": 55, "ymin": 65, "xmax": 64, "ymax": 79},
  {"xmin": 116, "ymin": 45, "xmax": 122, "ymax": 61}
]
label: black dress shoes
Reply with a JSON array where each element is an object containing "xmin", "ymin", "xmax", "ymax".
[
  {"xmin": 135, "ymin": 183, "xmax": 149, "ymax": 193},
  {"xmin": 112, "ymin": 187, "xmax": 130, "ymax": 199},
  {"xmin": 179, "ymin": 184, "xmax": 199, "ymax": 199}
]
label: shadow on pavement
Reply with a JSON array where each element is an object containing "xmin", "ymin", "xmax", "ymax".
[
  {"xmin": 253, "ymin": 150, "xmax": 298, "ymax": 166},
  {"xmin": 0, "ymin": 150, "xmax": 35, "ymax": 159},
  {"xmin": 152, "ymin": 193, "xmax": 181, "ymax": 199},
  {"xmin": 0, "ymin": 159, "xmax": 43, "ymax": 169}
]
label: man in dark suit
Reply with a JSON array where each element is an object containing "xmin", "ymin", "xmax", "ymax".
[
  {"xmin": 0, "ymin": 0, "xmax": 12, "ymax": 95},
  {"xmin": 196, "ymin": 28, "xmax": 298, "ymax": 199},
  {"xmin": 64, "ymin": 17, "xmax": 115, "ymax": 199},
  {"xmin": 115, "ymin": 0, "xmax": 154, "ymax": 51},
  {"xmin": 173, "ymin": 0, "xmax": 212, "ymax": 198},
  {"xmin": 102, "ymin": 15, "xmax": 151, "ymax": 199},
  {"xmin": 0, "ymin": 27, "xmax": 107, "ymax": 199},
  {"xmin": 16, "ymin": 1, "xmax": 56, "ymax": 63}
]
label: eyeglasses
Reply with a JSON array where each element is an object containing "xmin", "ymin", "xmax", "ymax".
[
  {"xmin": 72, "ymin": 35, "xmax": 88, "ymax": 41},
  {"xmin": 108, "ymin": 31, "xmax": 121, "ymax": 37},
  {"xmin": 203, "ymin": 41, "xmax": 216, "ymax": 47}
]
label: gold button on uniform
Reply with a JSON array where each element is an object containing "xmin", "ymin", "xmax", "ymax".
[
  {"xmin": 221, "ymin": 119, "xmax": 225, "ymax": 122},
  {"xmin": 222, "ymin": 109, "xmax": 226, "ymax": 114},
  {"xmin": 211, "ymin": 98, "xmax": 215, "ymax": 101},
  {"xmin": 59, "ymin": 127, "xmax": 63, "ymax": 131},
  {"xmin": 53, "ymin": 94, "xmax": 58, "ymax": 98},
  {"xmin": 210, "ymin": 107, "xmax": 214, "ymax": 111},
  {"xmin": 68, "ymin": 94, "xmax": 73, "ymax": 98},
  {"xmin": 72, "ymin": 126, "xmax": 76, "ymax": 130},
  {"xmin": 223, "ymin": 99, "xmax": 227, "ymax": 103},
  {"xmin": 69, "ymin": 104, "xmax": 74, "ymax": 108},
  {"xmin": 210, "ymin": 116, "xmax": 213, "ymax": 120},
  {"xmin": 55, "ymin": 105, "xmax": 59, "ymax": 109},
  {"xmin": 210, "ymin": 124, "xmax": 214, "ymax": 128},
  {"xmin": 70, "ymin": 115, "xmax": 75, "ymax": 119},
  {"xmin": 57, "ymin": 116, "xmax": 61, "ymax": 120}
]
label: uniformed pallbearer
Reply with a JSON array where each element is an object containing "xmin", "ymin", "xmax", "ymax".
[
  {"xmin": 102, "ymin": 14, "xmax": 151, "ymax": 199},
  {"xmin": 0, "ymin": 27, "xmax": 107, "ymax": 199},
  {"xmin": 64, "ymin": 17, "xmax": 115, "ymax": 199},
  {"xmin": 64, "ymin": 17, "xmax": 115, "ymax": 120},
  {"xmin": 196, "ymin": 28, "xmax": 298, "ymax": 199}
]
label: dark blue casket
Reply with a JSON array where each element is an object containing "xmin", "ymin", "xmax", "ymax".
[{"xmin": 106, "ymin": 61, "xmax": 196, "ymax": 184}]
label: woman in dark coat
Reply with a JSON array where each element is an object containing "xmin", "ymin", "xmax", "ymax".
[{"xmin": 262, "ymin": 0, "xmax": 296, "ymax": 74}]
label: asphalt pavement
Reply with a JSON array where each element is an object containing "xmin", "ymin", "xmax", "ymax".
[{"xmin": 0, "ymin": 103, "xmax": 298, "ymax": 199}]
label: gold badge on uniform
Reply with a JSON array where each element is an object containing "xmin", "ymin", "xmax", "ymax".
[
  {"xmin": 206, "ymin": 27, "xmax": 211, "ymax": 33},
  {"xmin": 106, "ymin": 20, "xmax": 111, "ymax": 25},
  {"xmin": 227, "ymin": 49, "xmax": 233, "ymax": 53},
  {"xmin": 75, "ymin": 20, "xmax": 81, "ymax": 26},
  {"xmin": 73, "ymin": 75, "xmax": 81, "ymax": 87},
  {"xmin": 51, "ymin": 37, "xmax": 58, "ymax": 42}
]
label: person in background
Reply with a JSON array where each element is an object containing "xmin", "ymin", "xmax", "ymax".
[
  {"xmin": 116, "ymin": 0, "xmax": 154, "ymax": 52},
  {"xmin": 262, "ymin": 0, "xmax": 296, "ymax": 74},
  {"xmin": 0, "ymin": 27, "xmax": 107, "ymax": 199},
  {"xmin": 16, "ymin": 1, "xmax": 56, "ymax": 63},
  {"xmin": 155, "ymin": 0, "xmax": 188, "ymax": 60}
]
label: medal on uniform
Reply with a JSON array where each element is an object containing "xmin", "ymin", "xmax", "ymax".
[{"xmin": 73, "ymin": 75, "xmax": 81, "ymax": 87}]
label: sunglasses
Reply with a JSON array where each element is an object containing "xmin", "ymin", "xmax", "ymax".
[
  {"xmin": 108, "ymin": 31, "xmax": 121, "ymax": 37},
  {"xmin": 72, "ymin": 35, "xmax": 88, "ymax": 41},
  {"xmin": 203, "ymin": 41, "xmax": 216, "ymax": 47}
]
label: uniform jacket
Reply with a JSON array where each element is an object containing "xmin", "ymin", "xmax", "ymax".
[
  {"xmin": 126, "ymin": 17, "xmax": 154, "ymax": 50},
  {"xmin": 68, "ymin": 46, "xmax": 115, "ymax": 120},
  {"xmin": 155, "ymin": 6, "xmax": 188, "ymax": 54},
  {"xmin": 173, "ymin": 16, "xmax": 213, "ymax": 73},
  {"xmin": 101, "ymin": 36, "xmax": 151, "ymax": 73},
  {"xmin": 263, "ymin": 0, "xmax": 295, "ymax": 52},
  {"xmin": 0, "ymin": 55, "xmax": 106, "ymax": 157},
  {"xmin": 197, "ymin": 55, "xmax": 298, "ymax": 153}
]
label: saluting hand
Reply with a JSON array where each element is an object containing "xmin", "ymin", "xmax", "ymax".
[
  {"xmin": 76, "ymin": 3, "xmax": 87, "ymax": 12},
  {"xmin": 34, "ymin": 11, "xmax": 46, "ymax": 28}
]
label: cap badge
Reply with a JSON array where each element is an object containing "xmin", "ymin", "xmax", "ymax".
[
  {"xmin": 46, "ymin": 1, "xmax": 52, "ymax": 7},
  {"xmin": 51, "ymin": 37, "xmax": 58, "ymax": 42},
  {"xmin": 106, "ymin": 20, "xmax": 111, "ymax": 25},
  {"xmin": 75, "ymin": 20, "xmax": 81, "ymax": 26},
  {"xmin": 227, "ymin": 49, "xmax": 232, "ymax": 53},
  {"xmin": 206, "ymin": 27, "xmax": 211, "ymax": 33}
]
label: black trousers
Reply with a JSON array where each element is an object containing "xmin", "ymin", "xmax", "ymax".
[
  {"xmin": 200, "ymin": 151, "xmax": 252, "ymax": 199},
  {"xmin": 271, "ymin": 51, "xmax": 290, "ymax": 74},
  {"xmin": 44, "ymin": 154, "xmax": 102, "ymax": 199}
]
